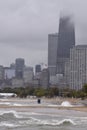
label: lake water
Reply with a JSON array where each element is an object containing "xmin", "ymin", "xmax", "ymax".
[{"xmin": 0, "ymin": 98, "xmax": 87, "ymax": 130}]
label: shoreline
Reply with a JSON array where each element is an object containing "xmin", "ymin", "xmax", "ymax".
[{"xmin": 0, "ymin": 97, "xmax": 87, "ymax": 112}]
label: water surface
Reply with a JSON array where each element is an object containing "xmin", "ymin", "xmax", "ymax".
[{"xmin": 0, "ymin": 99, "xmax": 86, "ymax": 130}]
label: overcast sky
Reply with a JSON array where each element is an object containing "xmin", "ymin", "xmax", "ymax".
[{"xmin": 0, "ymin": 0, "xmax": 87, "ymax": 67}]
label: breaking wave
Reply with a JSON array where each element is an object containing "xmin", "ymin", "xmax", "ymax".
[
  {"xmin": 61, "ymin": 101, "xmax": 72, "ymax": 107},
  {"xmin": 0, "ymin": 122, "xmax": 19, "ymax": 128},
  {"xmin": 19, "ymin": 117, "xmax": 76, "ymax": 126},
  {"xmin": 0, "ymin": 110, "xmax": 23, "ymax": 118}
]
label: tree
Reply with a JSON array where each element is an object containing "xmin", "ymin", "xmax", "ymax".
[
  {"xmin": 34, "ymin": 88, "xmax": 47, "ymax": 97},
  {"xmin": 48, "ymin": 87, "xmax": 59, "ymax": 97},
  {"xmin": 82, "ymin": 84, "xmax": 87, "ymax": 93}
]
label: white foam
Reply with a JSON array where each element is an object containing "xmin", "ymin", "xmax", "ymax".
[
  {"xmin": 13, "ymin": 103, "xmax": 23, "ymax": 106},
  {"xmin": 61, "ymin": 101, "xmax": 72, "ymax": 107},
  {"xmin": 19, "ymin": 117, "xmax": 76, "ymax": 126},
  {"xmin": 39, "ymin": 119, "xmax": 76, "ymax": 126},
  {"xmin": 47, "ymin": 104, "xmax": 59, "ymax": 107},
  {"xmin": 0, "ymin": 102, "xmax": 11, "ymax": 105},
  {"xmin": 0, "ymin": 122, "xmax": 19, "ymax": 128},
  {"xmin": 57, "ymin": 119, "xmax": 76, "ymax": 125}
]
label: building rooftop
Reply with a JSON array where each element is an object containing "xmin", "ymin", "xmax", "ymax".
[{"xmin": 76, "ymin": 45, "xmax": 87, "ymax": 48}]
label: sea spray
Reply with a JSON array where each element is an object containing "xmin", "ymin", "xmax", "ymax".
[{"xmin": 61, "ymin": 101, "xmax": 72, "ymax": 107}]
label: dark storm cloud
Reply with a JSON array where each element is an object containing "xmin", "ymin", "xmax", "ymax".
[{"xmin": 0, "ymin": 0, "xmax": 87, "ymax": 66}]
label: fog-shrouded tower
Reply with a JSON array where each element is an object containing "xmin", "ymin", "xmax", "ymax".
[{"xmin": 57, "ymin": 15, "xmax": 75, "ymax": 75}]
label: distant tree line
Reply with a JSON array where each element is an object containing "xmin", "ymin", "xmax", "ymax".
[{"xmin": 0, "ymin": 84, "xmax": 87, "ymax": 99}]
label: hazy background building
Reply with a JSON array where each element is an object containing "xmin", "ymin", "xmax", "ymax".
[
  {"xmin": 0, "ymin": 66, "xmax": 4, "ymax": 81},
  {"xmin": 40, "ymin": 68, "xmax": 49, "ymax": 88},
  {"xmin": 12, "ymin": 78, "xmax": 24, "ymax": 88},
  {"xmin": 23, "ymin": 67, "xmax": 34, "ymax": 84},
  {"xmin": 35, "ymin": 65, "xmax": 41, "ymax": 74},
  {"xmin": 4, "ymin": 67, "xmax": 15, "ymax": 79},
  {"xmin": 10, "ymin": 63, "xmax": 16, "ymax": 69},
  {"xmin": 15, "ymin": 58, "xmax": 25, "ymax": 79}
]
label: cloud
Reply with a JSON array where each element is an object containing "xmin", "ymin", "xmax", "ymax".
[{"xmin": 0, "ymin": 0, "xmax": 87, "ymax": 66}]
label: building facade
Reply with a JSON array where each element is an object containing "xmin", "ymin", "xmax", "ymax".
[
  {"xmin": 48, "ymin": 33, "xmax": 58, "ymax": 76},
  {"xmin": 12, "ymin": 78, "xmax": 24, "ymax": 88},
  {"xmin": 70, "ymin": 45, "xmax": 87, "ymax": 90},
  {"xmin": 64, "ymin": 59, "xmax": 70, "ymax": 87},
  {"xmin": 23, "ymin": 67, "xmax": 34, "ymax": 84},
  {"xmin": 40, "ymin": 68, "xmax": 49, "ymax": 88}
]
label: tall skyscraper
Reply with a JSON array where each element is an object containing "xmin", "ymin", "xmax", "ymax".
[
  {"xmin": 57, "ymin": 15, "xmax": 75, "ymax": 74},
  {"xmin": 48, "ymin": 33, "xmax": 58, "ymax": 76},
  {"xmin": 15, "ymin": 58, "xmax": 25, "ymax": 79},
  {"xmin": 70, "ymin": 45, "xmax": 87, "ymax": 90}
]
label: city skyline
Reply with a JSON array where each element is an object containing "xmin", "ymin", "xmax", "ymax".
[{"xmin": 0, "ymin": 0, "xmax": 87, "ymax": 67}]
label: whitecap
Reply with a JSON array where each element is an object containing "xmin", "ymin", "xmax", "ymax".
[
  {"xmin": 0, "ymin": 122, "xmax": 19, "ymax": 128},
  {"xmin": 0, "ymin": 110, "xmax": 23, "ymax": 118},
  {"xmin": 13, "ymin": 103, "xmax": 23, "ymax": 106},
  {"xmin": 19, "ymin": 117, "xmax": 76, "ymax": 126},
  {"xmin": 61, "ymin": 101, "xmax": 72, "ymax": 107},
  {"xmin": 0, "ymin": 102, "xmax": 11, "ymax": 105},
  {"xmin": 57, "ymin": 119, "xmax": 76, "ymax": 125},
  {"xmin": 38, "ymin": 119, "xmax": 76, "ymax": 126}
]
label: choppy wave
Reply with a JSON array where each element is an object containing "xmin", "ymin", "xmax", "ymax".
[
  {"xmin": 56, "ymin": 119, "xmax": 76, "ymax": 125},
  {"xmin": 19, "ymin": 117, "xmax": 76, "ymax": 126},
  {"xmin": 0, "ymin": 110, "xmax": 45, "ymax": 119},
  {"xmin": 0, "ymin": 110, "xmax": 87, "ymax": 128},
  {"xmin": 0, "ymin": 102, "xmax": 23, "ymax": 106},
  {"xmin": 0, "ymin": 102, "xmax": 27, "ymax": 106},
  {"xmin": 0, "ymin": 110, "xmax": 23, "ymax": 118},
  {"xmin": 0, "ymin": 122, "xmax": 19, "ymax": 128}
]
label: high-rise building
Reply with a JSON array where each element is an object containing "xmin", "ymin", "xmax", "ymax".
[
  {"xmin": 10, "ymin": 63, "xmax": 16, "ymax": 69},
  {"xmin": 64, "ymin": 60, "xmax": 70, "ymax": 87},
  {"xmin": 0, "ymin": 66, "xmax": 4, "ymax": 80},
  {"xmin": 57, "ymin": 15, "xmax": 75, "ymax": 74},
  {"xmin": 35, "ymin": 65, "xmax": 41, "ymax": 74},
  {"xmin": 48, "ymin": 33, "xmax": 58, "ymax": 76},
  {"xmin": 40, "ymin": 68, "xmax": 49, "ymax": 88},
  {"xmin": 15, "ymin": 58, "xmax": 25, "ymax": 79},
  {"xmin": 23, "ymin": 67, "xmax": 34, "ymax": 84},
  {"xmin": 70, "ymin": 45, "xmax": 87, "ymax": 90},
  {"xmin": 4, "ymin": 67, "xmax": 15, "ymax": 79}
]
